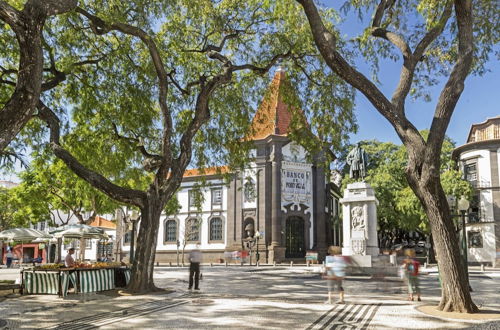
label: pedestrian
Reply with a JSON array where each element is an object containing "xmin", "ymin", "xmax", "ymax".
[
  {"xmin": 402, "ymin": 249, "xmax": 421, "ymax": 301},
  {"xmin": 188, "ymin": 244, "xmax": 202, "ymax": 291},
  {"xmin": 323, "ymin": 246, "xmax": 350, "ymax": 304},
  {"xmin": 6, "ymin": 249, "xmax": 13, "ymax": 268},
  {"xmin": 65, "ymin": 248, "xmax": 76, "ymax": 268}
]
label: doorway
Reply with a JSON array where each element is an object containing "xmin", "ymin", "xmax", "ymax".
[{"xmin": 285, "ymin": 216, "xmax": 305, "ymax": 258}]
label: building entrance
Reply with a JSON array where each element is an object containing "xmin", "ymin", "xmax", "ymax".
[{"xmin": 285, "ymin": 216, "xmax": 305, "ymax": 258}]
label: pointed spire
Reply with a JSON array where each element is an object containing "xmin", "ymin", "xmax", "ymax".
[{"xmin": 245, "ymin": 66, "xmax": 302, "ymax": 141}]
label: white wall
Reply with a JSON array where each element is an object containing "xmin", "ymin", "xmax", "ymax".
[
  {"xmin": 467, "ymin": 223, "xmax": 496, "ymax": 264},
  {"xmin": 281, "ymin": 142, "xmax": 314, "ymax": 249},
  {"xmin": 154, "ymin": 178, "xmax": 228, "ymax": 252},
  {"xmin": 460, "ymin": 149, "xmax": 494, "ymax": 222}
]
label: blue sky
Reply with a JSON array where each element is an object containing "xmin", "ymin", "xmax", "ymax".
[
  {"xmin": 350, "ymin": 58, "xmax": 499, "ymax": 146},
  {"xmin": 328, "ymin": 3, "xmax": 499, "ymax": 147}
]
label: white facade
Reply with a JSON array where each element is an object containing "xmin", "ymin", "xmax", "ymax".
[{"xmin": 453, "ymin": 116, "xmax": 500, "ymax": 267}]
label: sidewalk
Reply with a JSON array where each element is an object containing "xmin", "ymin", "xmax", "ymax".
[{"xmin": 0, "ymin": 265, "xmax": 499, "ymax": 329}]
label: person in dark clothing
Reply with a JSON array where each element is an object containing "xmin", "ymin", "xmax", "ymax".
[{"xmin": 188, "ymin": 245, "xmax": 202, "ymax": 290}]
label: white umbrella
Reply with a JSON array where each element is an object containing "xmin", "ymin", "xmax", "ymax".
[
  {"xmin": 50, "ymin": 224, "xmax": 106, "ymax": 239},
  {"xmin": 0, "ymin": 228, "xmax": 52, "ymax": 264},
  {"xmin": 50, "ymin": 224, "xmax": 106, "ymax": 261},
  {"xmin": 0, "ymin": 228, "xmax": 52, "ymax": 241}
]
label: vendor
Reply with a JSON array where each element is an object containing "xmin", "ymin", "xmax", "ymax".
[{"xmin": 65, "ymin": 248, "xmax": 75, "ymax": 267}]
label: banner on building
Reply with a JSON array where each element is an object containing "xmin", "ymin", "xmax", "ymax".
[{"xmin": 281, "ymin": 168, "xmax": 311, "ymax": 203}]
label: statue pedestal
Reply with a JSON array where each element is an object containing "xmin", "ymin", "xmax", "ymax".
[{"xmin": 339, "ymin": 182, "xmax": 379, "ymax": 266}]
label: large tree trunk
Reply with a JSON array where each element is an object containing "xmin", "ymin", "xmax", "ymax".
[
  {"xmin": 406, "ymin": 154, "xmax": 478, "ymax": 313},
  {"xmin": 127, "ymin": 192, "xmax": 162, "ymax": 292}
]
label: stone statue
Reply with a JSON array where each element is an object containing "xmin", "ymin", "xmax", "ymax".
[
  {"xmin": 346, "ymin": 142, "xmax": 368, "ymax": 180},
  {"xmin": 351, "ymin": 206, "xmax": 365, "ymax": 231}
]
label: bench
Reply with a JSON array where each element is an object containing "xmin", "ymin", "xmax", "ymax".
[{"xmin": 0, "ymin": 284, "xmax": 21, "ymax": 293}]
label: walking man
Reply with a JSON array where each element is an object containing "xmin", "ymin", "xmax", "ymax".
[{"xmin": 188, "ymin": 245, "xmax": 202, "ymax": 291}]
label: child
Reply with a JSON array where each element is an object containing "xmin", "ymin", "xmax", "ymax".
[{"xmin": 402, "ymin": 249, "xmax": 421, "ymax": 301}]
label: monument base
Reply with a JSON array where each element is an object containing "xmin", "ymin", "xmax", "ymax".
[{"xmin": 349, "ymin": 255, "xmax": 373, "ymax": 267}]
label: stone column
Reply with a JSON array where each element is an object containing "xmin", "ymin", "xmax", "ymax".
[
  {"xmin": 269, "ymin": 143, "xmax": 284, "ymax": 262},
  {"xmin": 313, "ymin": 156, "xmax": 327, "ymax": 259},
  {"xmin": 339, "ymin": 182, "xmax": 379, "ymax": 267},
  {"xmin": 226, "ymin": 176, "xmax": 236, "ymax": 248},
  {"xmin": 490, "ymin": 149, "xmax": 500, "ymax": 267}
]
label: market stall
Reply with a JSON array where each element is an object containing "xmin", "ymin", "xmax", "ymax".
[{"xmin": 21, "ymin": 264, "xmax": 131, "ymax": 297}]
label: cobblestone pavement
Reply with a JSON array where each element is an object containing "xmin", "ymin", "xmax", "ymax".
[{"xmin": 0, "ymin": 265, "xmax": 499, "ymax": 329}]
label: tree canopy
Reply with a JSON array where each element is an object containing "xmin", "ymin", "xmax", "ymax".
[{"xmin": 1, "ymin": 0, "xmax": 359, "ymax": 292}]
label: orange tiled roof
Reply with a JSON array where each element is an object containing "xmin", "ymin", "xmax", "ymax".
[
  {"xmin": 246, "ymin": 68, "xmax": 305, "ymax": 141},
  {"xmin": 183, "ymin": 165, "xmax": 230, "ymax": 177},
  {"xmin": 89, "ymin": 216, "xmax": 116, "ymax": 229}
]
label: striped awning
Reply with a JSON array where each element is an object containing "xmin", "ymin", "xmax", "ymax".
[{"xmin": 78, "ymin": 269, "xmax": 115, "ymax": 293}]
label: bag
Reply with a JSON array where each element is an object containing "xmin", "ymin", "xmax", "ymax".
[
  {"xmin": 407, "ymin": 263, "xmax": 415, "ymax": 273},
  {"xmin": 398, "ymin": 265, "xmax": 406, "ymax": 279}
]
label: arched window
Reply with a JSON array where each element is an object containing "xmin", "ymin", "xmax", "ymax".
[
  {"xmin": 164, "ymin": 219, "xmax": 177, "ymax": 242},
  {"xmin": 209, "ymin": 217, "xmax": 223, "ymax": 241},
  {"xmin": 186, "ymin": 218, "xmax": 200, "ymax": 242}
]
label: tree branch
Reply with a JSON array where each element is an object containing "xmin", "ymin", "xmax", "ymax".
[
  {"xmin": 37, "ymin": 101, "xmax": 147, "ymax": 208},
  {"xmin": 296, "ymin": 0, "xmax": 413, "ymax": 131},
  {"xmin": 111, "ymin": 123, "xmax": 163, "ymax": 172},
  {"xmin": 413, "ymin": 1, "xmax": 453, "ymax": 61},
  {"xmin": 0, "ymin": 1, "xmax": 20, "ymax": 30},
  {"xmin": 426, "ymin": 0, "xmax": 473, "ymax": 167},
  {"xmin": 370, "ymin": 28, "xmax": 412, "ymax": 60},
  {"xmin": 0, "ymin": 0, "xmax": 78, "ymax": 151},
  {"xmin": 76, "ymin": 7, "xmax": 173, "ymax": 181}
]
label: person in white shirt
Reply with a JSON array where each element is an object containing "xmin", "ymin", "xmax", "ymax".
[
  {"xmin": 6, "ymin": 249, "xmax": 13, "ymax": 268},
  {"xmin": 188, "ymin": 245, "xmax": 202, "ymax": 290},
  {"xmin": 65, "ymin": 248, "xmax": 76, "ymax": 267}
]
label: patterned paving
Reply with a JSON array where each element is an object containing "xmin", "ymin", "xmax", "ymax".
[
  {"xmin": 46, "ymin": 300, "xmax": 188, "ymax": 330},
  {"xmin": 307, "ymin": 303, "xmax": 381, "ymax": 330}
]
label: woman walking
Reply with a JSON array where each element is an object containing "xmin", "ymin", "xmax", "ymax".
[{"xmin": 402, "ymin": 249, "xmax": 421, "ymax": 301}]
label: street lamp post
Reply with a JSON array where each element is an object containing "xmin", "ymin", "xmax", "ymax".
[
  {"xmin": 255, "ymin": 231, "xmax": 261, "ymax": 265},
  {"xmin": 128, "ymin": 210, "xmax": 140, "ymax": 264},
  {"xmin": 457, "ymin": 196, "xmax": 471, "ymax": 291}
]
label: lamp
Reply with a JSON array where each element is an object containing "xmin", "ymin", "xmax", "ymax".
[
  {"xmin": 457, "ymin": 196, "xmax": 471, "ymax": 291},
  {"xmin": 254, "ymin": 231, "xmax": 261, "ymax": 264},
  {"xmin": 457, "ymin": 196, "xmax": 470, "ymax": 212}
]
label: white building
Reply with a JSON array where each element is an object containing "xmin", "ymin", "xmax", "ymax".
[
  {"xmin": 118, "ymin": 69, "xmax": 342, "ymax": 264},
  {"xmin": 453, "ymin": 116, "xmax": 500, "ymax": 267}
]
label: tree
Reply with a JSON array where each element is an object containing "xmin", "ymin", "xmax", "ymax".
[
  {"xmin": 0, "ymin": 0, "xmax": 78, "ymax": 151},
  {"xmin": 12, "ymin": 159, "xmax": 119, "ymax": 226},
  {"xmin": 342, "ymin": 136, "xmax": 472, "ymax": 249},
  {"xmin": 296, "ymin": 0, "xmax": 498, "ymax": 312},
  {"xmin": 23, "ymin": 1, "xmax": 355, "ymax": 293}
]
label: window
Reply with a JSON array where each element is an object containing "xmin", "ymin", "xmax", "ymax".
[
  {"xmin": 186, "ymin": 218, "xmax": 200, "ymax": 242},
  {"xmin": 209, "ymin": 217, "xmax": 223, "ymax": 241},
  {"xmin": 468, "ymin": 231, "xmax": 483, "ymax": 248},
  {"xmin": 244, "ymin": 178, "xmax": 256, "ymax": 203},
  {"xmin": 165, "ymin": 220, "xmax": 177, "ymax": 242},
  {"xmin": 39, "ymin": 222, "xmax": 45, "ymax": 231},
  {"xmin": 85, "ymin": 239, "xmax": 92, "ymax": 249},
  {"xmin": 124, "ymin": 231, "xmax": 132, "ymax": 244},
  {"xmin": 464, "ymin": 162, "xmax": 478, "ymax": 184},
  {"xmin": 189, "ymin": 190, "xmax": 196, "ymax": 208},
  {"xmin": 212, "ymin": 188, "xmax": 222, "ymax": 205}
]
